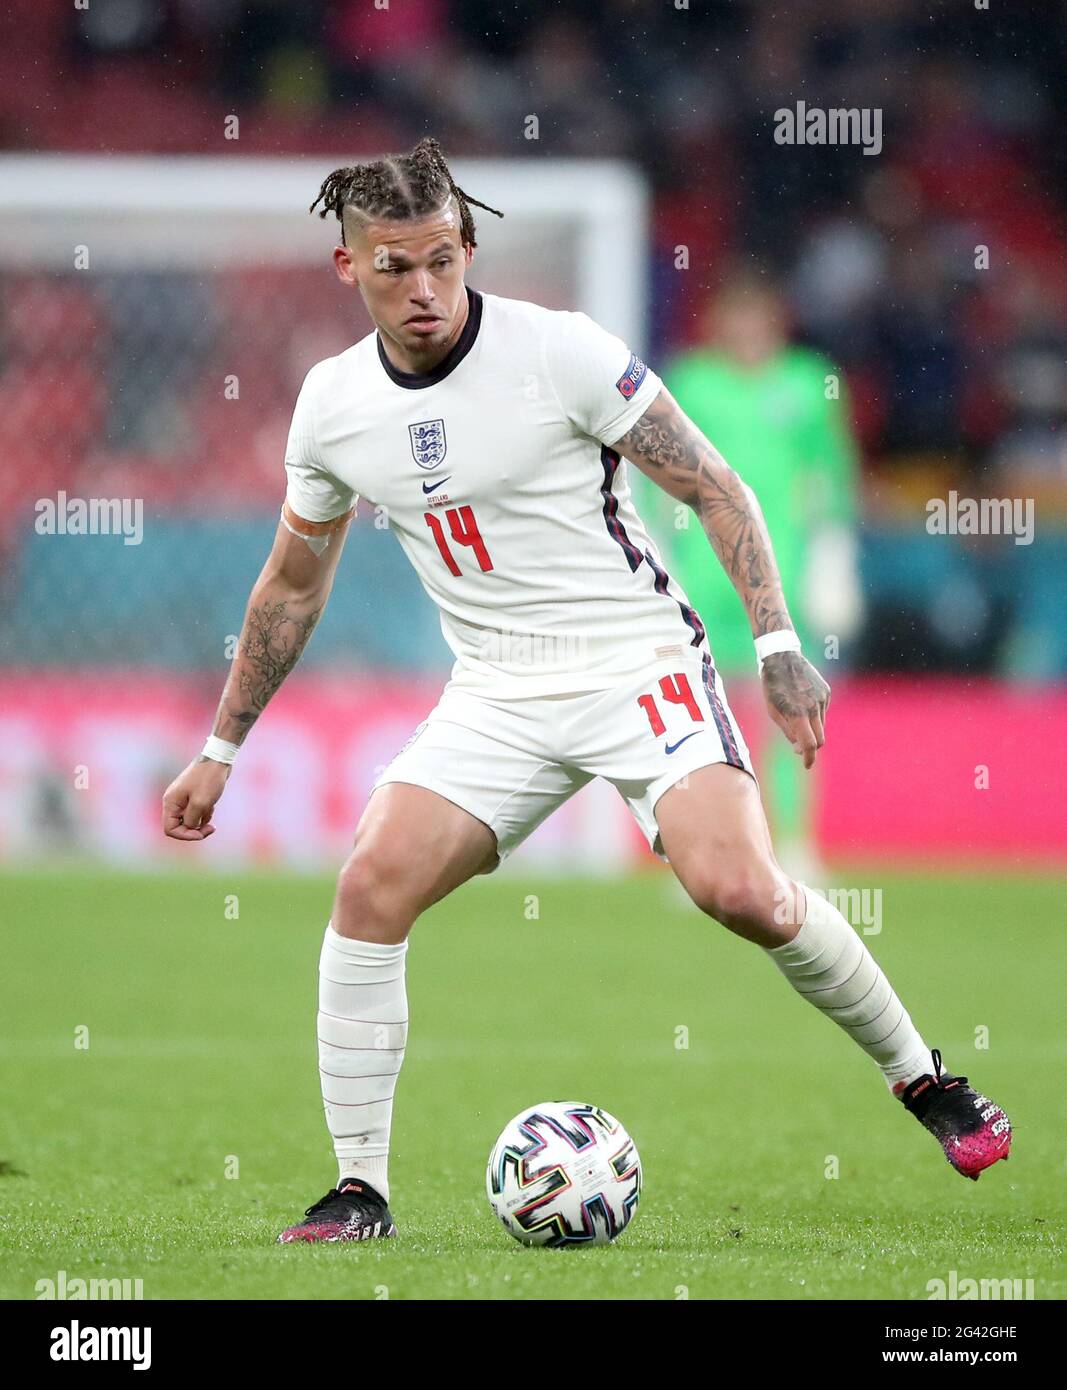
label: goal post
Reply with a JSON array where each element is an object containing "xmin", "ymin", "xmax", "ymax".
[{"xmin": 0, "ymin": 154, "xmax": 651, "ymax": 346}]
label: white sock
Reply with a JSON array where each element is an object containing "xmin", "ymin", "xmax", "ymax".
[
  {"xmin": 317, "ymin": 924, "xmax": 408, "ymax": 1202},
  {"xmin": 765, "ymin": 886, "xmax": 934, "ymax": 1092}
]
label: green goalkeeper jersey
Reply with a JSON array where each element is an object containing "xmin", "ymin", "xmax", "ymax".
[{"xmin": 655, "ymin": 345, "xmax": 859, "ymax": 673}]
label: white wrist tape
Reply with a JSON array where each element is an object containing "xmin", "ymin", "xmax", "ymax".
[
  {"xmin": 201, "ymin": 735, "xmax": 239, "ymax": 765},
  {"xmin": 755, "ymin": 629, "xmax": 802, "ymax": 672}
]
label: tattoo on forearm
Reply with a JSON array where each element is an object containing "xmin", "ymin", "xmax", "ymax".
[
  {"xmin": 617, "ymin": 391, "xmax": 791, "ymax": 637},
  {"xmin": 214, "ymin": 598, "xmax": 322, "ymax": 740},
  {"xmin": 618, "ymin": 410, "xmax": 699, "ymax": 485},
  {"xmin": 696, "ymin": 469, "xmax": 792, "ymax": 636}
]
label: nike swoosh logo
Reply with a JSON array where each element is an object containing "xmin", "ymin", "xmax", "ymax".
[
  {"xmin": 422, "ymin": 476, "xmax": 452, "ymax": 493},
  {"xmin": 665, "ymin": 731, "xmax": 703, "ymax": 755}
]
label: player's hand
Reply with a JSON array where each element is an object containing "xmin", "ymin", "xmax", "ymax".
[
  {"xmin": 162, "ymin": 758, "xmax": 232, "ymax": 841},
  {"xmin": 761, "ymin": 652, "xmax": 830, "ymax": 769}
]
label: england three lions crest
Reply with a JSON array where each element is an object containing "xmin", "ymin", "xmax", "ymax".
[{"xmin": 409, "ymin": 419, "xmax": 447, "ymax": 469}]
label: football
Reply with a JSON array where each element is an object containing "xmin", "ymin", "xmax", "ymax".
[{"xmin": 486, "ymin": 1101, "xmax": 642, "ymax": 1247}]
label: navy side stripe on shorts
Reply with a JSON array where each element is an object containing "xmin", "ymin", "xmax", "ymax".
[{"xmin": 701, "ymin": 652, "xmax": 743, "ymax": 769}]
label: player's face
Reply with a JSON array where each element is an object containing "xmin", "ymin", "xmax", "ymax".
[{"xmin": 334, "ymin": 206, "xmax": 473, "ymax": 371}]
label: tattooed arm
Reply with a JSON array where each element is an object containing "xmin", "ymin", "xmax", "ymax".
[
  {"xmin": 162, "ymin": 503, "xmax": 353, "ymax": 840},
  {"xmin": 614, "ymin": 387, "xmax": 830, "ymax": 768}
]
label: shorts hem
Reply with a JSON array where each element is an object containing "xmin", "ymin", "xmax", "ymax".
[
  {"xmin": 643, "ymin": 752, "xmax": 759, "ymax": 860},
  {"xmin": 370, "ymin": 774, "xmax": 508, "ymax": 869}
]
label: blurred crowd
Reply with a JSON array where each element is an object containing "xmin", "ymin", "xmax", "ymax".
[{"xmin": 1, "ymin": 0, "xmax": 1066, "ymax": 675}]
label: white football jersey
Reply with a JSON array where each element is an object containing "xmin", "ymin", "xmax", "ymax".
[{"xmin": 284, "ymin": 288, "xmax": 710, "ymax": 697}]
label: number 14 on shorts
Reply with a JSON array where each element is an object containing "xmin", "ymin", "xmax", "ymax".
[{"xmin": 637, "ymin": 672, "xmax": 704, "ymax": 747}]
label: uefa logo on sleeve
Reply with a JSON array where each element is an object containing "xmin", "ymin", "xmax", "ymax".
[{"xmin": 615, "ymin": 353, "xmax": 648, "ymax": 400}]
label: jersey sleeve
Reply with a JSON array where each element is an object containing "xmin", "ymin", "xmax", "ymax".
[
  {"xmin": 283, "ymin": 362, "xmax": 358, "ymax": 523},
  {"xmin": 543, "ymin": 311, "xmax": 662, "ymax": 446}
]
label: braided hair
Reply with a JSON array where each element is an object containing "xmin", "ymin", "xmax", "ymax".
[{"xmin": 309, "ymin": 136, "xmax": 503, "ymax": 249}]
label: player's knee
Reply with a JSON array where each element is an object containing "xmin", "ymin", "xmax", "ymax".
[
  {"xmin": 686, "ymin": 866, "xmax": 780, "ymax": 934},
  {"xmin": 332, "ymin": 844, "xmax": 413, "ymax": 939}
]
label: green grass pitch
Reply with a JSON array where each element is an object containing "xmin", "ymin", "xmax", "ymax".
[{"xmin": 1, "ymin": 867, "xmax": 1062, "ymax": 1300}]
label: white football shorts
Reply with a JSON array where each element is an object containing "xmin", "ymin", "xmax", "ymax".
[{"xmin": 371, "ymin": 649, "xmax": 755, "ymax": 868}]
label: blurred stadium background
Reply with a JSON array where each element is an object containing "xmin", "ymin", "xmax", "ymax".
[{"xmin": 1, "ymin": 0, "xmax": 1065, "ymax": 873}]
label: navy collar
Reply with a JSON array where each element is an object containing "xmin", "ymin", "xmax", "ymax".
[{"xmin": 377, "ymin": 288, "xmax": 483, "ymax": 390}]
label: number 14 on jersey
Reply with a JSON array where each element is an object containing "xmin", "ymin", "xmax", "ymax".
[{"xmin": 425, "ymin": 506, "xmax": 494, "ymax": 575}]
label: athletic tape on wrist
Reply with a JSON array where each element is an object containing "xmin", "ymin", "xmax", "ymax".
[
  {"xmin": 755, "ymin": 629, "xmax": 802, "ymax": 672},
  {"xmin": 202, "ymin": 735, "xmax": 239, "ymax": 765}
]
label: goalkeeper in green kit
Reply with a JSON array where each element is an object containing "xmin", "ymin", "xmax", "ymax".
[{"xmin": 661, "ymin": 274, "xmax": 863, "ymax": 877}]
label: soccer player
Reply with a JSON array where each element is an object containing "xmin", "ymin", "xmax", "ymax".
[{"xmin": 162, "ymin": 139, "xmax": 1011, "ymax": 1243}]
